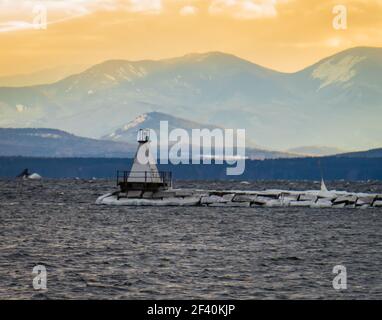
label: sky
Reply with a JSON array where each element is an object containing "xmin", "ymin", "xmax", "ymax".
[{"xmin": 0, "ymin": 0, "xmax": 381, "ymax": 76}]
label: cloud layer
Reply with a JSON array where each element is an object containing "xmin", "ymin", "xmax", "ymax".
[
  {"xmin": 0, "ymin": 0, "xmax": 381, "ymax": 75},
  {"xmin": 0, "ymin": 0, "xmax": 284, "ymax": 32}
]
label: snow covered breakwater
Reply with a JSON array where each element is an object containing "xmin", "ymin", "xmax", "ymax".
[{"xmin": 96, "ymin": 188, "xmax": 382, "ymax": 209}]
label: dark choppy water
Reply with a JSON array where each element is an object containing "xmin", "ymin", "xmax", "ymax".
[{"xmin": 0, "ymin": 179, "xmax": 381, "ymax": 299}]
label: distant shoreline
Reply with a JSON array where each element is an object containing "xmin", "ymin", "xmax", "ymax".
[{"xmin": 1, "ymin": 156, "xmax": 382, "ymax": 181}]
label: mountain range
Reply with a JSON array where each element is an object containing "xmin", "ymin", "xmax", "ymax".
[
  {"xmin": 0, "ymin": 111, "xmax": 294, "ymax": 159},
  {"xmin": 0, "ymin": 125, "xmax": 382, "ymax": 160},
  {"xmin": 0, "ymin": 47, "xmax": 381, "ymax": 151},
  {"xmin": 0, "ymin": 128, "xmax": 134, "ymax": 158}
]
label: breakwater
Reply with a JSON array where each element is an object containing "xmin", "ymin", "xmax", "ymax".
[{"xmin": 96, "ymin": 188, "xmax": 382, "ymax": 208}]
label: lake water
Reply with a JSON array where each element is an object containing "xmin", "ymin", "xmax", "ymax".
[{"xmin": 0, "ymin": 179, "xmax": 381, "ymax": 299}]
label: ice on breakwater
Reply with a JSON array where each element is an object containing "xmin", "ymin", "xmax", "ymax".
[{"xmin": 96, "ymin": 188, "xmax": 382, "ymax": 209}]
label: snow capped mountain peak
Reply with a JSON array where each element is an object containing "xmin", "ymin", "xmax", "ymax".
[
  {"xmin": 312, "ymin": 55, "xmax": 366, "ymax": 89},
  {"xmin": 102, "ymin": 111, "xmax": 221, "ymax": 143},
  {"xmin": 122, "ymin": 113, "xmax": 148, "ymax": 131},
  {"xmin": 53, "ymin": 60, "xmax": 151, "ymax": 95}
]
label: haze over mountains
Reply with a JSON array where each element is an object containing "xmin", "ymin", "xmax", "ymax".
[
  {"xmin": 0, "ymin": 47, "xmax": 381, "ymax": 152},
  {"xmin": 287, "ymin": 146, "xmax": 345, "ymax": 157},
  {"xmin": 0, "ymin": 65, "xmax": 89, "ymax": 87}
]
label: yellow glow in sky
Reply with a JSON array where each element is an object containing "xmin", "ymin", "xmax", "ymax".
[{"xmin": 0, "ymin": 0, "xmax": 381, "ymax": 76}]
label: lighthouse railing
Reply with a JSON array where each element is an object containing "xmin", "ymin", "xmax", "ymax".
[{"xmin": 117, "ymin": 170, "xmax": 172, "ymax": 188}]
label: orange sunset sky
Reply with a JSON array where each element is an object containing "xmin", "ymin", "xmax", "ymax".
[{"xmin": 0, "ymin": 0, "xmax": 381, "ymax": 76}]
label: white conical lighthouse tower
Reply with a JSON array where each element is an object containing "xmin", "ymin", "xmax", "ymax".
[
  {"xmin": 117, "ymin": 129, "xmax": 172, "ymax": 193},
  {"xmin": 128, "ymin": 129, "xmax": 161, "ymax": 183}
]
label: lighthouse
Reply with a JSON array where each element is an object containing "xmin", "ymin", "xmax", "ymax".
[{"xmin": 117, "ymin": 129, "xmax": 172, "ymax": 193}]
